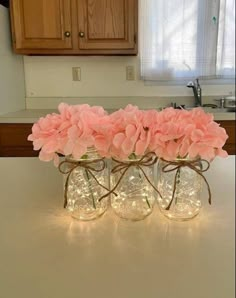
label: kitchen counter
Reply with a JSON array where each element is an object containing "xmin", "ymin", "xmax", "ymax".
[
  {"xmin": 0, "ymin": 156, "xmax": 235, "ymax": 298},
  {"xmin": 0, "ymin": 109, "xmax": 57, "ymax": 123},
  {"xmin": 0, "ymin": 108, "xmax": 235, "ymax": 123}
]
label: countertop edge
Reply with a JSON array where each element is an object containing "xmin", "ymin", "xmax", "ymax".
[{"xmin": 0, "ymin": 109, "xmax": 235, "ymax": 123}]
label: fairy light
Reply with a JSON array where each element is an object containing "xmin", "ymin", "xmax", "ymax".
[
  {"xmin": 110, "ymin": 161, "xmax": 155, "ymax": 220},
  {"xmin": 65, "ymin": 150, "xmax": 109, "ymax": 220},
  {"xmin": 157, "ymin": 159, "xmax": 202, "ymax": 221}
]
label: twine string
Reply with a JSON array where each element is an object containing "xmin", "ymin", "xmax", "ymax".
[
  {"xmin": 99, "ymin": 152, "xmax": 162, "ymax": 201},
  {"xmin": 161, "ymin": 158, "xmax": 211, "ymax": 210},
  {"xmin": 59, "ymin": 158, "xmax": 116, "ymax": 208}
]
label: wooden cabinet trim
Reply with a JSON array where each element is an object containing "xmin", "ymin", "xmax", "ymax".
[{"xmin": 11, "ymin": 48, "xmax": 138, "ymax": 55}]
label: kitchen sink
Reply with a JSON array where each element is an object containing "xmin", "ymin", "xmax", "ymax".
[
  {"xmin": 201, "ymin": 107, "xmax": 233, "ymax": 113},
  {"xmin": 185, "ymin": 107, "xmax": 235, "ymax": 113}
]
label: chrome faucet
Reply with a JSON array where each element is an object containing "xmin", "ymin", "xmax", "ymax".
[{"xmin": 187, "ymin": 78, "xmax": 202, "ymax": 107}]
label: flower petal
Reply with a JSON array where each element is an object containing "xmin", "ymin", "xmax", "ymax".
[{"xmin": 113, "ymin": 133, "xmax": 126, "ymax": 148}]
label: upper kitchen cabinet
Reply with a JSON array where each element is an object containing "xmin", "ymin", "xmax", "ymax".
[
  {"xmin": 77, "ymin": 0, "xmax": 137, "ymax": 54},
  {"xmin": 10, "ymin": 0, "xmax": 138, "ymax": 55},
  {"xmin": 10, "ymin": 0, "xmax": 73, "ymax": 50}
]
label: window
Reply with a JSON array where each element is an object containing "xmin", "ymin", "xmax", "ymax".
[{"xmin": 139, "ymin": 0, "xmax": 235, "ymax": 82}]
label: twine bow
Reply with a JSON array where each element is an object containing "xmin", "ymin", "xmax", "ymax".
[
  {"xmin": 99, "ymin": 152, "xmax": 162, "ymax": 201},
  {"xmin": 161, "ymin": 158, "xmax": 211, "ymax": 210},
  {"xmin": 59, "ymin": 158, "xmax": 116, "ymax": 208}
]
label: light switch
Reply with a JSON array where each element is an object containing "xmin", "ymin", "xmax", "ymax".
[
  {"xmin": 126, "ymin": 66, "xmax": 135, "ymax": 81},
  {"xmin": 72, "ymin": 67, "xmax": 81, "ymax": 81}
]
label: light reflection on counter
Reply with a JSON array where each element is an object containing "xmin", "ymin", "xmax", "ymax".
[{"xmin": 43, "ymin": 204, "xmax": 224, "ymax": 253}]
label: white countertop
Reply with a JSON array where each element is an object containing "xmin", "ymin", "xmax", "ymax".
[
  {"xmin": 0, "ymin": 109, "xmax": 57, "ymax": 123},
  {"xmin": 0, "ymin": 108, "xmax": 235, "ymax": 123},
  {"xmin": 0, "ymin": 156, "xmax": 235, "ymax": 298}
]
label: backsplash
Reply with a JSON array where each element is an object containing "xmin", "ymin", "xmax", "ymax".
[
  {"xmin": 26, "ymin": 96, "xmax": 196, "ymax": 110},
  {"xmin": 24, "ymin": 56, "xmax": 234, "ymax": 109}
]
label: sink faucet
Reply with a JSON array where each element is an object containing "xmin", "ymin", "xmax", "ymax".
[{"xmin": 187, "ymin": 78, "xmax": 202, "ymax": 107}]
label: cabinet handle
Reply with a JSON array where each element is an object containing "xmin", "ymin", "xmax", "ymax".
[
  {"xmin": 64, "ymin": 31, "xmax": 71, "ymax": 37},
  {"xmin": 79, "ymin": 32, "xmax": 85, "ymax": 38}
]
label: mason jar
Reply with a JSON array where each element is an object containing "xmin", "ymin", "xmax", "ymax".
[
  {"xmin": 110, "ymin": 154, "xmax": 156, "ymax": 221},
  {"xmin": 63, "ymin": 147, "xmax": 109, "ymax": 221},
  {"xmin": 157, "ymin": 158, "xmax": 203, "ymax": 221}
]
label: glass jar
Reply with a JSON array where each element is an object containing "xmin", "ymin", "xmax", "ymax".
[
  {"xmin": 63, "ymin": 147, "xmax": 109, "ymax": 221},
  {"xmin": 157, "ymin": 158, "xmax": 202, "ymax": 221},
  {"xmin": 110, "ymin": 155, "xmax": 156, "ymax": 221}
]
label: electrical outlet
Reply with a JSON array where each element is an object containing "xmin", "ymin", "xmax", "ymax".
[
  {"xmin": 72, "ymin": 67, "xmax": 81, "ymax": 81},
  {"xmin": 126, "ymin": 66, "xmax": 135, "ymax": 81}
]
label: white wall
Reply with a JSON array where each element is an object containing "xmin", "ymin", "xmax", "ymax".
[
  {"xmin": 24, "ymin": 55, "xmax": 234, "ymax": 109},
  {"xmin": 0, "ymin": 5, "xmax": 25, "ymax": 115}
]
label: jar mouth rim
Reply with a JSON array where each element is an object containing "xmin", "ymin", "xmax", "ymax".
[
  {"xmin": 65, "ymin": 156, "xmax": 102, "ymax": 162},
  {"xmin": 112, "ymin": 152, "xmax": 155, "ymax": 162},
  {"xmin": 65, "ymin": 148, "xmax": 101, "ymax": 162},
  {"xmin": 160, "ymin": 156, "xmax": 200, "ymax": 162},
  {"xmin": 112, "ymin": 156, "xmax": 144, "ymax": 162},
  {"xmin": 65, "ymin": 156, "xmax": 86, "ymax": 162}
]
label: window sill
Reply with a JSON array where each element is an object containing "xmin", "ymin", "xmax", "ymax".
[{"xmin": 143, "ymin": 78, "xmax": 235, "ymax": 86}]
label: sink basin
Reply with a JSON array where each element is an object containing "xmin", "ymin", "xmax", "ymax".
[
  {"xmin": 203, "ymin": 107, "xmax": 235, "ymax": 113},
  {"xmin": 185, "ymin": 107, "xmax": 235, "ymax": 113}
]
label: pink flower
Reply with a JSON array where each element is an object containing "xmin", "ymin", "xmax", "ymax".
[
  {"xmin": 151, "ymin": 107, "xmax": 228, "ymax": 161},
  {"xmin": 28, "ymin": 113, "xmax": 66, "ymax": 165},
  {"xmin": 109, "ymin": 105, "xmax": 158, "ymax": 159},
  {"xmin": 28, "ymin": 103, "xmax": 112, "ymax": 165},
  {"xmin": 28, "ymin": 104, "xmax": 229, "ymax": 165}
]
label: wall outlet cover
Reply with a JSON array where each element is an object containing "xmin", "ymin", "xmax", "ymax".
[
  {"xmin": 126, "ymin": 66, "xmax": 135, "ymax": 81},
  {"xmin": 72, "ymin": 67, "xmax": 81, "ymax": 81}
]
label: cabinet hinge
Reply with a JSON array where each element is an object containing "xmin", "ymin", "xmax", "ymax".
[{"xmin": 134, "ymin": 33, "xmax": 137, "ymax": 44}]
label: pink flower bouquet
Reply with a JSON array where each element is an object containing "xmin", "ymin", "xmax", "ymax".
[
  {"xmin": 107, "ymin": 105, "xmax": 228, "ymax": 162},
  {"xmin": 149, "ymin": 107, "xmax": 229, "ymax": 221},
  {"xmin": 109, "ymin": 104, "xmax": 158, "ymax": 159},
  {"xmin": 28, "ymin": 103, "xmax": 228, "ymax": 163},
  {"xmin": 28, "ymin": 103, "xmax": 114, "ymax": 220},
  {"xmin": 28, "ymin": 103, "xmax": 112, "ymax": 166},
  {"xmin": 150, "ymin": 107, "xmax": 228, "ymax": 161}
]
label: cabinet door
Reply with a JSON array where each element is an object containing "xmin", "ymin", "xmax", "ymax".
[
  {"xmin": 217, "ymin": 120, "xmax": 236, "ymax": 155},
  {"xmin": 77, "ymin": 0, "xmax": 137, "ymax": 52},
  {"xmin": 0, "ymin": 124, "xmax": 38, "ymax": 157},
  {"xmin": 11, "ymin": 0, "xmax": 72, "ymax": 49}
]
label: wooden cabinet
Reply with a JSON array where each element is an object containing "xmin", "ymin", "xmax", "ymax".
[
  {"xmin": 11, "ymin": 0, "xmax": 72, "ymax": 50},
  {"xmin": 217, "ymin": 120, "xmax": 236, "ymax": 155},
  {"xmin": 0, "ymin": 124, "xmax": 38, "ymax": 157},
  {"xmin": 0, "ymin": 120, "xmax": 235, "ymax": 157},
  {"xmin": 77, "ymin": 0, "xmax": 137, "ymax": 53},
  {"xmin": 10, "ymin": 0, "xmax": 138, "ymax": 55}
]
